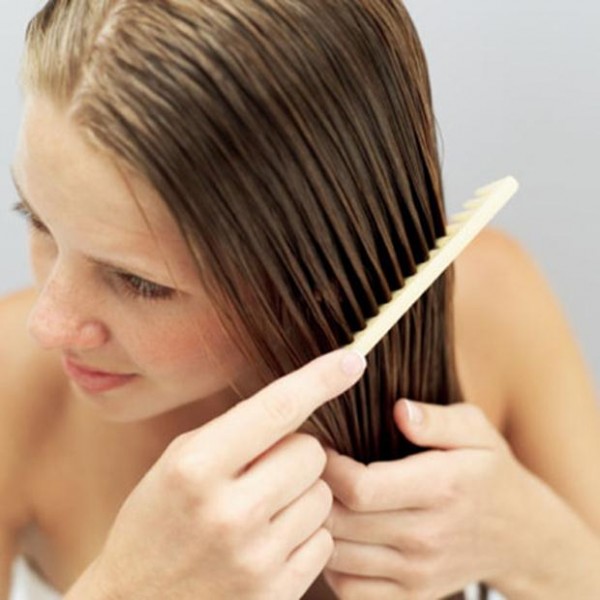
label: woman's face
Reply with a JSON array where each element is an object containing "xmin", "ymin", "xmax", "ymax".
[{"xmin": 11, "ymin": 96, "xmax": 252, "ymax": 423}]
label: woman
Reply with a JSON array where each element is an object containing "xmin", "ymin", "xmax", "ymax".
[{"xmin": 2, "ymin": 1, "xmax": 600, "ymax": 599}]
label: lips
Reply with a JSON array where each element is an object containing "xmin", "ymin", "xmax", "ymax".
[{"xmin": 62, "ymin": 355, "xmax": 137, "ymax": 394}]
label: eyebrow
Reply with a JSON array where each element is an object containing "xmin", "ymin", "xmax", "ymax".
[{"xmin": 9, "ymin": 165, "xmax": 172, "ymax": 285}]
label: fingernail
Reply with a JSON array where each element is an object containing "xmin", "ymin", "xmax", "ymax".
[
  {"xmin": 340, "ymin": 350, "xmax": 367, "ymax": 376},
  {"xmin": 404, "ymin": 399, "xmax": 424, "ymax": 425}
]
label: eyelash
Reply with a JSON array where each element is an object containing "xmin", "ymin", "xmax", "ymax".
[
  {"xmin": 13, "ymin": 201, "xmax": 48, "ymax": 233},
  {"xmin": 115, "ymin": 272, "xmax": 176, "ymax": 301},
  {"xmin": 12, "ymin": 201, "xmax": 176, "ymax": 302}
]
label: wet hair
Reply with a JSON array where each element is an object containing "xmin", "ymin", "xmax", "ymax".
[
  {"xmin": 21, "ymin": 2, "xmax": 477, "ymax": 597},
  {"xmin": 22, "ymin": 0, "xmax": 464, "ymax": 484}
]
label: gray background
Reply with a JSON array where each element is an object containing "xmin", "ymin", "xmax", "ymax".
[{"xmin": 1, "ymin": 1, "xmax": 599, "ymax": 383}]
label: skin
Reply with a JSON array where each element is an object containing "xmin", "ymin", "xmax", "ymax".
[
  {"xmin": 11, "ymin": 96, "xmax": 259, "ymax": 425},
  {"xmin": 1, "ymin": 95, "xmax": 600, "ymax": 599}
]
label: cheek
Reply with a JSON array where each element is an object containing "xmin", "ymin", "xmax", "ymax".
[{"xmin": 129, "ymin": 310, "xmax": 247, "ymax": 378}]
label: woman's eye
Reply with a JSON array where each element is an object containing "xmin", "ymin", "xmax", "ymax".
[
  {"xmin": 12, "ymin": 201, "xmax": 50, "ymax": 234},
  {"xmin": 116, "ymin": 272, "xmax": 176, "ymax": 301},
  {"xmin": 12, "ymin": 201, "xmax": 175, "ymax": 301}
]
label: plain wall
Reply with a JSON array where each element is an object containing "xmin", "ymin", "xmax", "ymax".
[
  {"xmin": 1, "ymin": 1, "xmax": 599, "ymax": 383},
  {"xmin": 0, "ymin": 2, "xmax": 35, "ymax": 293}
]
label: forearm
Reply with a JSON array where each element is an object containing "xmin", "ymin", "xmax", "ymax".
[{"xmin": 491, "ymin": 472, "xmax": 600, "ymax": 599}]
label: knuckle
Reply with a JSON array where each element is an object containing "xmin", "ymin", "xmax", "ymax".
[
  {"xmin": 164, "ymin": 432, "xmax": 188, "ymax": 455},
  {"xmin": 289, "ymin": 529, "xmax": 334, "ymax": 588},
  {"xmin": 260, "ymin": 390, "xmax": 300, "ymax": 428},
  {"xmin": 288, "ymin": 529, "xmax": 333, "ymax": 584},
  {"xmin": 162, "ymin": 451, "xmax": 203, "ymax": 491},
  {"xmin": 412, "ymin": 525, "xmax": 442, "ymax": 555},
  {"xmin": 324, "ymin": 497, "xmax": 340, "ymax": 533},
  {"xmin": 235, "ymin": 544, "xmax": 276, "ymax": 580},
  {"xmin": 461, "ymin": 403, "xmax": 486, "ymax": 427},
  {"xmin": 431, "ymin": 466, "xmax": 461, "ymax": 505},
  {"xmin": 206, "ymin": 498, "xmax": 250, "ymax": 540},
  {"xmin": 319, "ymin": 527, "xmax": 335, "ymax": 556},
  {"xmin": 341, "ymin": 471, "xmax": 373, "ymax": 511},
  {"xmin": 161, "ymin": 437, "xmax": 215, "ymax": 493},
  {"xmin": 316, "ymin": 479, "xmax": 334, "ymax": 510},
  {"xmin": 314, "ymin": 528, "xmax": 335, "ymax": 570},
  {"xmin": 496, "ymin": 434, "xmax": 513, "ymax": 455},
  {"xmin": 301, "ymin": 434, "xmax": 327, "ymax": 467}
]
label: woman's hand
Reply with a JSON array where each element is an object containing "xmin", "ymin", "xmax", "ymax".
[
  {"xmin": 320, "ymin": 399, "xmax": 550, "ymax": 599},
  {"xmin": 65, "ymin": 349, "xmax": 367, "ymax": 600}
]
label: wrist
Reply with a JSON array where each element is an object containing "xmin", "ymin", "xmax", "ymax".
[{"xmin": 490, "ymin": 471, "xmax": 600, "ymax": 599}]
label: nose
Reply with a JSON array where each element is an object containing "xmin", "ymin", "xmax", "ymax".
[{"xmin": 27, "ymin": 269, "xmax": 109, "ymax": 351}]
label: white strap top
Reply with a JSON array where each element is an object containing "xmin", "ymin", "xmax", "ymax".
[{"xmin": 10, "ymin": 557, "xmax": 61, "ymax": 600}]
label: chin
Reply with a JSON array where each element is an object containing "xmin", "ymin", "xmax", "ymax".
[{"xmin": 69, "ymin": 380, "xmax": 168, "ymax": 423}]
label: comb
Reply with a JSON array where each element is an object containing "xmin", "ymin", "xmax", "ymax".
[{"xmin": 346, "ymin": 175, "xmax": 519, "ymax": 356}]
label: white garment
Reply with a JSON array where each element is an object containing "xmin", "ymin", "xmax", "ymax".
[
  {"xmin": 10, "ymin": 557, "xmax": 61, "ymax": 600},
  {"xmin": 465, "ymin": 583, "xmax": 507, "ymax": 600}
]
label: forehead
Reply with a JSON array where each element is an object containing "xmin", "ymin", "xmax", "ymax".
[
  {"xmin": 13, "ymin": 95, "xmax": 200, "ymax": 285},
  {"xmin": 15, "ymin": 97, "xmax": 169, "ymax": 233}
]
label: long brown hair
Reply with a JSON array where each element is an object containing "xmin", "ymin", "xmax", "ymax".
[
  {"xmin": 21, "ymin": 2, "xmax": 470, "ymax": 596},
  {"xmin": 23, "ymin": 0, "xmax": 460, "ymax": 462},
  {"xmin": 22, "ymin": 0, "xmax": 464, "ymax": 465}
]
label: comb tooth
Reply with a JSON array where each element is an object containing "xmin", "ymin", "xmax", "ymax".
[
  {"xmin": 445, "ymin": 223, "xmax": 462, "ymax": 235},
  {"xmin": 451, "ymin": 209, "xmax": 474, "ymax": 222},
  {"xmin": 463, "ymin": 197, "xmax": 484, "ymax": 210},
  {"xmin": 475, "ymin": 179, "xmax": 502, "ymax": 196},
  {"xmin": 435, "ymin": 236, "xmax": 452, "ymax": 249},
  {"xmin": 425, "ymin": 247, "xmax": 441, "ymax": 261},
  {"xmin": 345, "ymin": 175, "xmax": 519, "ymax": 356}
]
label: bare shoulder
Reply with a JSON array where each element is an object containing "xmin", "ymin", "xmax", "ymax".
[
  {"xmin": 455, "ymin": 229, "xmax": 600, "ymax": 532},
  {"xmin": 452, "ymin": 228, "xmax": 533, "ymax": 427},
  {"xmin": 455, "ymin": 227, "xmax": 593, "ymax": 399},
  {"xmin": 0, "ymin": 288, "xmax": 66, "ymax": 528},
  {"xmin": 455, "ymin": 226, "xmax": 593, "ymax": 412},
  {"xmin": 454, "ymin": 226, "xmax": 540, "ymax": 318}
]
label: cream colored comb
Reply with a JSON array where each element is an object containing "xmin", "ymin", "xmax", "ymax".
[{"xmin": 346, "ymin": 175, "xmax": 519, "ymax": 356}]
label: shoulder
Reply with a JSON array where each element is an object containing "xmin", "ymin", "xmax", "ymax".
[
  {"xmin": 454, "ymin": 226, "xmax": 540, "ymax": 314},
  {"xmin": 453, "ymin": 227, "xmax": 577, "ymax": 424},
  {"xmin": 453, "ymin": 228, "xmax": 539, "ymax": 425},
  {"xmin": 455, "ymin": 230, "xmax": 600, "ymax": 531},
  {"xmin": 454, "ymin": 227, "xmax": 564, "ymax": 375},
  {"xmin": 455, "ymin": 227, "xmax": 590, "ymax": 398},
  {"xmin": 0, "ymin": 288, "xmax": 67, "ymax": 528}
]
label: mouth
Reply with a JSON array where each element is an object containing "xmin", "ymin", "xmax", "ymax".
[{"xmin": 62, "ymin": 355, "xmax": 138, "ymax": 394}]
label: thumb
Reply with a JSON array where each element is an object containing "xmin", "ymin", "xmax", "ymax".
[{"xmin": 393, "ymin": 399, "xmax": 503, "ymax": 450}]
